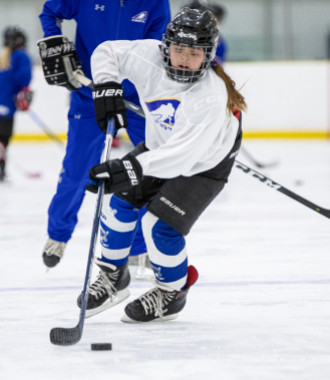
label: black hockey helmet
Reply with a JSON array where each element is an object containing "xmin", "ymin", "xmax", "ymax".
[
  {"xmin": 160, "ymin": 8, "xmax": 219, "ymax": 83},
  {"xmin": 182, "ymin": 0, "xmax": 209, "ymax": 11},
  {"xmin": 3, "ymin": 26, "xmax": 27, "ymax": 50}
]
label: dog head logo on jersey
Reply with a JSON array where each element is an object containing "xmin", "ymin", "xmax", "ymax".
[{"xmin": 145, "ymin": 99, "xmax": 181, "ymax": 131}]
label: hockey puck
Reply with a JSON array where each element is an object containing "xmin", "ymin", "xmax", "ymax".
[{"xmin": 91, "ymin": 343, "xmax": 112, "ymax": 351}]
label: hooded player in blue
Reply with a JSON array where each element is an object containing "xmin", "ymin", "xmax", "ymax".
[
  {"xmin": 38, "ymin": 0, "xmax": 171, "ymax": 268},
  {"xmin": 183, "ymin": 0, "xmax": 227, "ymax": 64},
  {"xmin": 0, "ymin": 26, "xmax": 32, "ymax": 181}
]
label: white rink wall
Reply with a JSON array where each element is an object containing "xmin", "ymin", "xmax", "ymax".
[
  {"xmin": 14, "ymin": 61, "xmax": 330, "ymax": 138},
  {"xmin": 226, "ymin": 60, "xmax": 329, "ymax": 134}
]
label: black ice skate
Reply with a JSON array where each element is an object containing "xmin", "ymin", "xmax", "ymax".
[
  {"xmin": 121, "ymin": 265, "xmax": 198, "ymax": 323},
  {"xmin": 77, "ymin": 258, "xmax": 130, "ymax": 318},
  {"xmin": 42, "ymin": 238, "xmax": 67, "ymax": 268}
]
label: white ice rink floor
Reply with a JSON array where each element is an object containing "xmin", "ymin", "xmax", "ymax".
[{"xmin": 1, "ymin": 139, "xmax": 330, "ymax": 380}]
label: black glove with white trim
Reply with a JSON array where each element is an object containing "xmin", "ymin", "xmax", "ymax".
[
  {"xmin": 92, "ymin": 81, "xmax": 128, "ymax": 133},
  {"xmin": 37, "ymin": 35, "xmax": 82, "ymax": 91},
  {"xmin": 87, "ymin": 154, "xmax": 143, "ymax": 196}
]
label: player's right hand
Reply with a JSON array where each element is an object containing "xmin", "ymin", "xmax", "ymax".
[
  {"xmin": 37, "ymin": 35, "xmax": 82, "ymax": 91},
  {"xmin": 92, "ymin": 81, "xmax": 128, "ymax": 133}
]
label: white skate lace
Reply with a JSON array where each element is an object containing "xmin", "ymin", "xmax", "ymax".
[
  {"xmin": 44, "ymin": 239, "xmax": 66, "ymax": 259},
  {"xmin": 139, "ymin": 288, "xmax": 176, "ymax": 319},
  {"xmin": 89, "ymin": 270, "xmax": 119, "ymax": 300}
]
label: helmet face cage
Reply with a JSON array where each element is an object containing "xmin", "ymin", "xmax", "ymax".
[
  {"xmin": 161, "ymin": 37, "xmax": 216, "ymax": 83},
  {"xmin": 3, "ymin": 27, "xmax": 26, "ymax": 50},
  {"xmin": 161, "ymin": 8, "xmax": 219, "ymax": 83}
]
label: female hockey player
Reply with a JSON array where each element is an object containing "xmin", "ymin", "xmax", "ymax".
[
  {"xmin": 77, "ymin": 8, "xmax": 247, "ymax": 323},
  {"xmin": 0, "ymin": 26, "xmax": 32, "ymax": 181}
]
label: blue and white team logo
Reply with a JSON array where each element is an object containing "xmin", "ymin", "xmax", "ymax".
[
  {"xmin": 145, "ymin": 99, "xmax": 181, "ymax": 131},
  {"xmin": 132, "ymin": 11, "xmax": 148, "ymax": 23},
  {"xmin": 100, "ymin": 225, "xmax": 109, "ymax": 245}
]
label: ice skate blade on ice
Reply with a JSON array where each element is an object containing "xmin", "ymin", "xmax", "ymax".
[
  {"xmin": 129, "ymin": 265, "xmax": 154, "ymax": 281},
  {"xmin": 85, "ymin": 288, "xmax": 130, "ymax": 318},
  {"xmin": 128, "ymin": 253, "xmax": 154, "ymax": 281},
  {"xmin": 121, "ymin": 313, "xmax": 179, "ymax": 323}
]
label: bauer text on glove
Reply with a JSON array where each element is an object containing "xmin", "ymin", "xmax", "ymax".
[{"xmin": 92, "ymin": 81, "xmax": 128, "ymax": 134}]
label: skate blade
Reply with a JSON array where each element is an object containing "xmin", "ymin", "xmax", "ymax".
[
  {"xmin": 135, "ymin": 267, "xmax": 154, "ymax": 281},
  {"xmin": 85, "ymin": 288, "xmax": 130, "ymax": 318},
  {"xmin": 121, "ymin": 313, "xmax": 178, "ymax": 323},
  {"xmin": 128, "ymin": 265, "xmax": 154, "ymax": 281}
]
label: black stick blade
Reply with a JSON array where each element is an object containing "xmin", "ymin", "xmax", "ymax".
[{"xmin": 50, "ymin": 326, "xmax": 81, "ymax": 346}]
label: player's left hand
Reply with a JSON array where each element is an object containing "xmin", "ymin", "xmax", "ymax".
[
  {"xmin": 16, "ymin": 87, "xmax": 33, "ymax": 111},
  {"xmin": 87, "ymin": 154, "xmax": 143, "ymax": 195}
]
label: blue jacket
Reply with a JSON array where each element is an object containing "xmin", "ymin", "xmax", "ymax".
[
  {"xmin": 215, "ymin": 35, "xmax": 227, "ymax": 65},
  {"xmin": 39, "ymin": 0, "xmax": 171, "ymax": 116},
  {"xmin": 0, "ymin": 49, "xmax": 32, "ymax": 118}
]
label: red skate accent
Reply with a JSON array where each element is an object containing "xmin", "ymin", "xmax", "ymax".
[{"xmin": 184, "ymin": 265, "xmax": 199, "ymax": 290}]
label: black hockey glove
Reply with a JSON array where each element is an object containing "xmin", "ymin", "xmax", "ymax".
[
  {"xmin": 87, "ymin": 154, "xmax": 143, "ymax": 196},
  {"xmin": 92, "ymin": 82, "xmax": 128, "ymax": 133},
  {"xmin": 37, "ymin": 35, "xmax": 82, "ymax": 91}
]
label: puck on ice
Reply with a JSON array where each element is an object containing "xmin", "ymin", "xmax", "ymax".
[{"xmin": 91, "ymin": 343, "xmax": 112, "ymax": 351}]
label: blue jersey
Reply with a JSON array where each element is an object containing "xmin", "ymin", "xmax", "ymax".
[
  {"xmin": 39, "ymin": 0, "xmax": 171, "ymax": 116},
  {"xmin": 0, "ymin": 49, "xmax": 32, "ymax": 117}
]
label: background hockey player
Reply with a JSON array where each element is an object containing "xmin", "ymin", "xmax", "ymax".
[
  {"xmin": 183, "ymin": 0, "xmax": 228, "ymax": 64},
  {"xmin": 38, "ymin": 0, "xmax": 171, "ymax": 268},
  {"xmin": 77, "ymin": 8, "xmax": 247, "ymax": 323},
  {"xmin": 0, "ymin": 26, "xmax": 32, "ymax": 182}
]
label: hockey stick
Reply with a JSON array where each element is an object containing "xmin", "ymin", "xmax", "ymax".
[
  {"xmin": 74, "ymin": 71, "xmax": 330, "ymax": 220},
  {"xmin": 0, "ymin": 142, "xmax": 41, "ymax": 179},
  {"xmin": 28, "ymin": 109, "xmax": 65, "ymax": 150},
  {"xmin": 240, "ymin": 146, "xmax": 279, "ymax": 169},
  {"xmin": 235, "ymin": 160, "xmax": 330, "ymax": 219},
  {"xmin": 9, "ymin": 156, "xmax": 42, "ymax": 179},
  {"xmin": 49, "ymin": 118, "xmax": 115, "ymax": 346}
]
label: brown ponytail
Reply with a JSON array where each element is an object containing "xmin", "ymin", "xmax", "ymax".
[
  {"xmin": 212, "ymin": 64, "xmax": 247, "ymax": 113},
  {"xmin": 0, "ymin": 47, "xmax": 11, "ymax": 71}
]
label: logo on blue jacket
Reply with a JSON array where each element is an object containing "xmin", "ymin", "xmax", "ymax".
[
  {"xmin": 132, "ymin": 11, "xmax": 148, "ymax": 23},
  {"xmin": 145, "ymin": 99, "xmax": 181, "ymax": 131}
]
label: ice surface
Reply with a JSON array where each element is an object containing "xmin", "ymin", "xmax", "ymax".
[{"xmin": 1, "ymin": 139, "xmax": 330, "ymax": 380}]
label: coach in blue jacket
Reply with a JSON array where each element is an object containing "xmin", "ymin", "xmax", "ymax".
[{"xmin": 38, "ymin": 0, "xmax": 171, "ymax": 268}]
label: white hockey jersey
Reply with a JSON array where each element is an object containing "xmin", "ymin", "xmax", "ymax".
[{"xmin": 91, "ymin": 39, "xmax": 240, "ymax": 179}]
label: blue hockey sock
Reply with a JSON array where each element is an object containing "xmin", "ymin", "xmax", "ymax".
[
  {"xmin": 142, "ymin": 212, "xmax": 188, "ymax": 290},
  {"xmin": 100, "ymin": 195, "xmax": 139, "ymax": 267}
]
